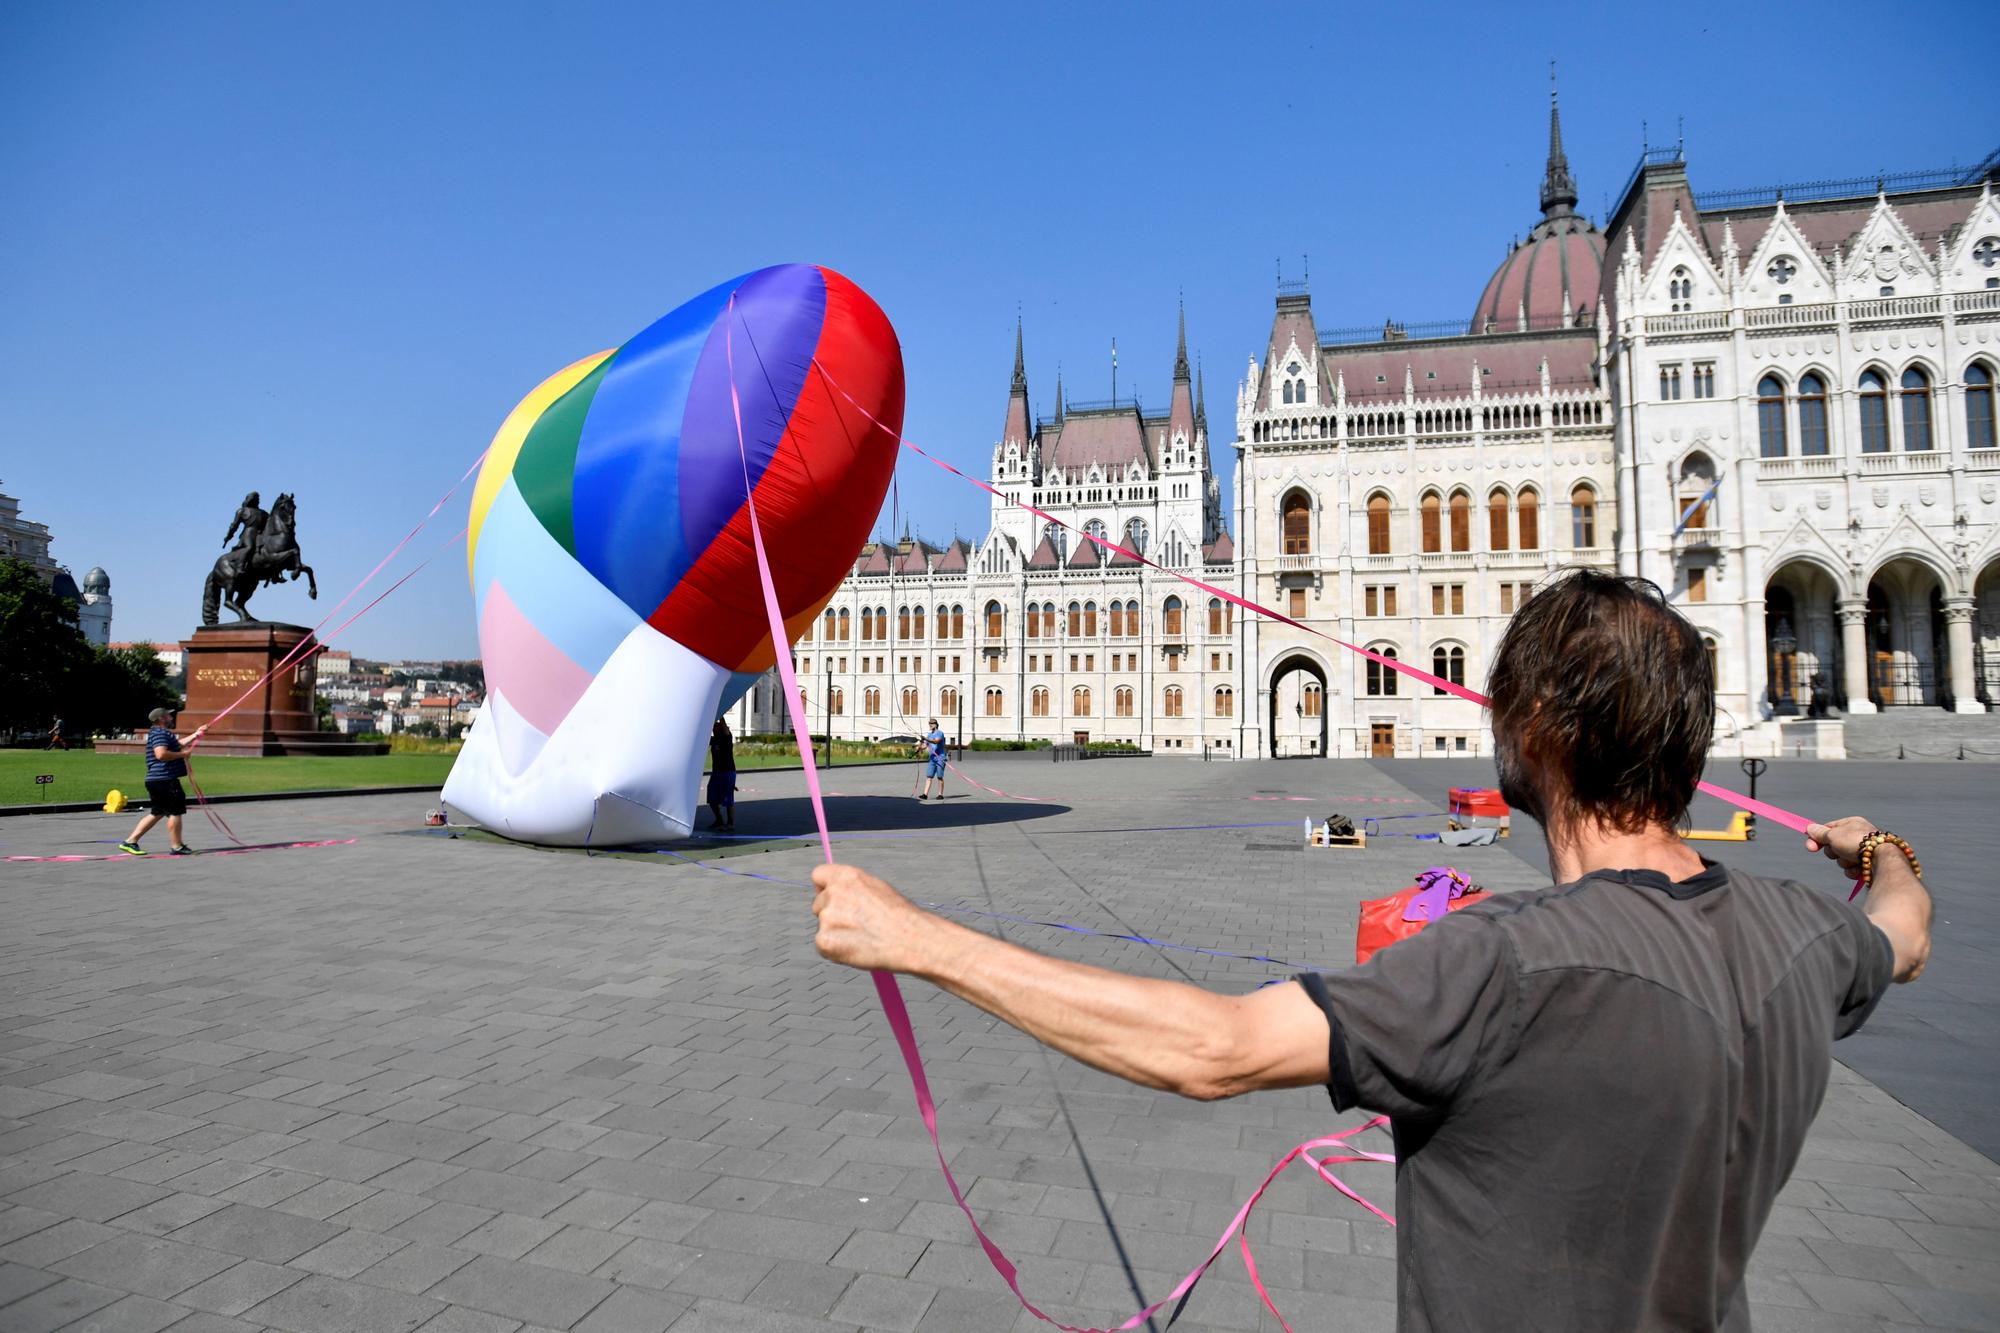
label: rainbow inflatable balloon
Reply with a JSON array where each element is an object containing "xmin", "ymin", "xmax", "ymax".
[{"xmin": 443, "ymin": 265, "xmax": 904, "ymax": 845}]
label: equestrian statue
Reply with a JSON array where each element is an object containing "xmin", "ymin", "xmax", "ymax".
[{"xmin": 202, "ymin": 491, "xmax": 318, "ymax": 626}]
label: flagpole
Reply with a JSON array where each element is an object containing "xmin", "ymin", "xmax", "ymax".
[{"xmin": 1111, "ymin": 337, "xmax": 1118, "ymax": 406}]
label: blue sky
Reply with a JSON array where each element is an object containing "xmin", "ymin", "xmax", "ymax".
[{"xmin": 4, "ymin": 1, "xmax": 1992, "ymax": 659}]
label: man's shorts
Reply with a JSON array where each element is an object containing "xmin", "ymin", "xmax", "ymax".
[
  {"xmin": 145, "ymin": 778, "xmax": 188, "ymax": 817},
  {"xmin": 707, "ymin": 772, "xmax": 736, "ymax": 807},
  {"xmin": 926, "ymin": 755, "xmax": 947, "ymax": 780}
]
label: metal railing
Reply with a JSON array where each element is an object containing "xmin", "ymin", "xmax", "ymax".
[
  {"xmin": 1695, "ymin": 163, "xmax": 1996, "ymax": 212},
  {"xmin": 1614, "ymin": 147, "xmax": 1687, "ymax": 217},
  {"xmin": 1319, "ymin": 312, "xmax": 1592, "ymax": 346}
]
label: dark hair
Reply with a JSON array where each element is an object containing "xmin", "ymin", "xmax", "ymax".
[{"xmin": 1487, "ymin": 568, "xmax": 1712, "ymax": 835}]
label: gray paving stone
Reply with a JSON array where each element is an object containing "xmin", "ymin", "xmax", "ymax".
[
  {"xmin": 0, "ymin": 1275, "xmax": 124, "ymax": 1330},
  {"xmin": 49, "ymin": 1291, "xmax": 189, "ymax": 1332},
  {"xmin": 50, "ymin": 1231, "xmax": 239, "ymax": 1300},
  {"xmin": 827, "ymin": 1272, "xmax": 935, "ymax": 1331},
  {"xmin": 0, "ymin": 1218, "xmax": 120, "ymax": 1268},
  {"xmin": 289, "ymin": 1228, "xmax": 409, "ymax": 1279},
  {"xmin": 175, "ymin": 1258, "xmax": 308, "ymax": 1316},
  {"xmin": 570, "ymin": 1286, "xmax": 691, "ymax": 1333},
  {"xmin": 244, "ymin": 1272, "xmax": 445, "ymax": 1333},
  {"xmin": 169, "ymin": 1203, "xmax": 343, "ymax": 1264},
  {"xmin": 355, "ymin": 1239, "xmax": 477, "ymax": 1295},
  {"xmin": 0, "ymin": 1261, "xmax": 60, "ymax": 1307},
  {"xmin": 414, "ymin": 1307, "xmax": 526, "ymax": 1333},
  {"xmin": 428, "ymin": 1255, "xmax": 617, "ymax": 1328},
  {"xmin": 5, "ymin": 1172, "xmax": 168, "ymax": 1223},
  {"xmin": 666, "ymin": 1297, "xmax": 859, "ymax": 1332}
]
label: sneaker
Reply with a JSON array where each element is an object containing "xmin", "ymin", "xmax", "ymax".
[
  {"xmin": 117, "ymin": 841, "xmax": 145, "ymax": 856},
  {"xmin": 169, "ymin": 845, "xmax": 196, "ymax": 856}
]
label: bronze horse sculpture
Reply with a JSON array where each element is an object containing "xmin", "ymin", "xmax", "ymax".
[{"xmin": 202, "ymin": 492, "xmax": 318, "ymax": 625}]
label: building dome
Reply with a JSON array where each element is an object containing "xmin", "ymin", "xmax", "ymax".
[
  {"xmin": 1470, "ymin": 83, "xmax": 1605, "ymax": 334},
  {"xmin": 51, "ymin": 570, "xmax": 80, "ymax": 602},
  {"xmin": 83, "ymin": 566, "xmax": 109, "ymax": 594}
]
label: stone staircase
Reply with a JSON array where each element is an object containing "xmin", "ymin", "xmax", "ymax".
[{"xmin": 1842, "ymin": 711, "xmax": 2000, "ymax": 761}]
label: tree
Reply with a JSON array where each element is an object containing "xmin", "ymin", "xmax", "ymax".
[
  {"xmin": 86, "ymin": 644, "xmax": 179, "ymax": 737},
  {"xmin": 0, "ymin": 558, "xmax": 94, "ymax": 738}
]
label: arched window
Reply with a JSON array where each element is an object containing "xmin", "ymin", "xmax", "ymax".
[
  {"xmin": 837, "ymin": 608, "xmax": 850, "ymax": 641},
  {"xmin": 1901, "ymin": 367, "xmax": 1933, "ymax": 451},
  {"xmin": 1420, "ymin": 492, "xmax": 1442, "ymax": 553},
  {"xmin": 1282, "ymin": 490, "xmax": 1311, "ymax": 555},
  {"xmin": 1106, "ymin": 599, "xmax": 1123, "ymax": 638},
  {"xmin": 822, "ymin": 684, "xmax": 843, "ymax": 715},
  {"xmin": 1367, "ymin": 493, "xmax": 1392, "ymax": 554},
  {"xmin": 1214, "ymin": 687, "xmax": 1234, "ymax": 718},
  {"xmin": 897, "ymin": 605, "xmax": 911, "ymax": 639},
  {"xmin": 1163, "ymin": 596, "xmax": 1184, "ymax": 637},
  {"xmin": 1114, "ymin": 685, "xmax": 1133, "ymax": 717},
  {"xmin": 985, "ymin": 601, "xmax": 1003, "ymax": 638},
  {"xmin": 860, "ymin": 608, "xmax": 875, "ymax": 642},
  {"xmin": 984, "ymin": 686, "xmax": 1004, "ymax": 716},
  {"xmin": 1208, "ymin": 598, "xmax": 1228, "ymax": 636},
  {"xmin": 1072, "ymin": 687, "xmax": 1091, "ymax": 717},
  {"xmin": 1282, "ymin": 380, "xmax": 1294, "ymax": 405},
  {"xmin": 1431, "ymin": 645, "xmax": 1466, "ymax": 694},
  {"xmin": 1758, "ymin": 374, "xmax": 1788, "ymax": 457},
  {"xmin": 936, "ymin": 605, "xmax": 951, "ymax": 641},
  {"xmin": 1366, "ymin": 647, "xmax": 1399, "ymax": 697},
  {"xmin": 1042, "ymin": 604, "xmax": 1057, "ymax": 639},
  {"xmin": 911, "ymin": 605, "xmax": 925, "ymax": 640},
  {"xmin": 1968, "ymin": 363, "xmax": 1997, "ymax": 449},
  {"xmin": 1570, "ymin": 484, "xmax": 1597, "ymax": 549},
  {"xmin": 1083, "ymin": 601, "xmax": 1098, "ymax": 636},
  {"xmin": 1025, "ymin": 601, "xmax": 1040, "ymax": 639},
  {"xmin": 1678, "ymin": 454, "xmax": 1715, "ymax": 530},
  {"xmin": 1302, "ymin": 681, "xmax": 1322, "ymax": 717},
  {"xmin": 1487, "ymin": 489, "xmax": 1510, "ymax": 551},
  {"xmin": 1517, "ymin": 488, "xmax": 1540, "ymax": 550},
  {"xmin": 1122, "ymin": 601, "xmax": 1139, "ymax": 637},
  {"xmin": 950, "ymin": 605, "xmax": 964, "ymax": 641},
  {"xmin": 1031, "ymin": 686, "xmax": 1049, "ymax": 717},
  {"xmin": 900, "ymin": 686, "xmax": 919, "ymax": 716},
  {"xmin": 1124, "ymin": 517, "xmax": 1149, "ymax": 556},
  {"xmin": 1162, "ymin": 685, "xmax": 1183, "ymax": 717},
  {"xmin": 864, "ymin": 687, "xmax": 881, "ymax": 716},
  {"xmin": 1859, "ymin": 370, "xmax": 1890, "ymax": 453},
  {"xmin": 940, "ymin": 686, "xmax": 958, "ymax": 715},
  {"xmin": 1067, "ymin": 601, "xmax": 1082, "ymax": 637},
  {"xmin": 1798, "ymin": 374, "xmax": 1829, "ymax": 456},
  {"xmin": 1448, "ymin": 491, "xmax": 1471, "ymax": 552}
]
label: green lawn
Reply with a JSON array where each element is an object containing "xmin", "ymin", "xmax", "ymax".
[
  {"xmin": 0, "ymin": 744, "xmax": 913, "ymax": 806},
  {"xmin": 0, "ymin": 749, "xmax": 456, "ymax": 806}
]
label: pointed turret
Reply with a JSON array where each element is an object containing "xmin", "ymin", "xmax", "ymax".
[
  {"xmin": 1539, "ymin": 64, "xmax": 1578, "ymax": 220},
  {"xmin": 1168, "ymin": 299, "xmax": 1195, "ymax": 440},
  {"xmin": 1195, "ymin": 357, "xmax": 1207, "ymax": 434},
  {"xmin": 1055, "ymin": 364, "xmax": 1064, "ymax": 418},
  {"xmin": 1002, "ymin": 315, "xmax": 1032, "ymax": 450}
]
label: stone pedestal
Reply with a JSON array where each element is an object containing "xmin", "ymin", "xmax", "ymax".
[{"xmin": 97, "ymin": 623, "xmax": 385, "ymax": 757}]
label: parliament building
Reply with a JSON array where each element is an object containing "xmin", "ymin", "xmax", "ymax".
[{"xmin": 739, "ymin": 93, "xmax": 2000, "ymax": 759}]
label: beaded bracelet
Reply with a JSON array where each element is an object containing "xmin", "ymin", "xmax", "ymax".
[{"xmin": 1858, "ymin": 831, "xmax": 1921, "ymax": 888}]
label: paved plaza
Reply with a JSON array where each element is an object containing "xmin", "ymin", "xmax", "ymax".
[{"xmin": 1, "ymin": 757, "xmax": 1996, "ymax": 1332}]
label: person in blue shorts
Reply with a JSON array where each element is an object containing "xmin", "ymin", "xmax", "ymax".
[
  {"xmin": 917, "ymin": 717, "xmax": 948, "ymax": 801},
  {"xmin": 119, "ymin": 706, "xmax": 206, "ymax": 855},
  {"xmin": 706, "ymin": 718, "xmax": 737, "ymax": 831}
]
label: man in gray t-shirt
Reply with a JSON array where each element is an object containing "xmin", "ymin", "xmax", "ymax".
[{"xmin": 803, "ymin": 571, "xmax": 1932, "ymax": 1330}]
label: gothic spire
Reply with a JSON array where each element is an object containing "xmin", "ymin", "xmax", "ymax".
[
  {"xmin": 1173, "ymin": 296, "xmax": 1191, "ymax": 382},
  {"xmin": 1055, "ymin": 364, "xmax": 1064, "ymax": 417},
  {"xmin": 1539, "ymin": 62, "xmax": 1579, "ymax": 219},
  {"xmin": 1195, "ymin": 357, "xmax": 1207, "ymax": 432},
  {"xmin": 1010, "ymin": 312, "xmax": 1027, "ymax": 394}
]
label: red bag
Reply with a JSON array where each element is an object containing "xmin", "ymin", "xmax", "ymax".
[{"xmin": 1356, "ymin": 866, "xmax": 1487, "ymax": 965}]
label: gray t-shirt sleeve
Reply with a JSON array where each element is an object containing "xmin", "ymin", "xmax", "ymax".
[
  {"xmin": 1834, "ymin": 904, "xmax": 1896, "ymax": 1040},
  {"xmin": 1295, "ymin": 911, "xmax": 1518, "ymax": 1119}
]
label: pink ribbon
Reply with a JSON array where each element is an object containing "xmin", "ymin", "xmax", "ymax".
[
  {"xmin": 808, "ymin": 357, "xmax": 1828, "ymax": 847},
  {"xmin": 730, "ymin": 305, "xmax": 1397, "ymax": 1330}
]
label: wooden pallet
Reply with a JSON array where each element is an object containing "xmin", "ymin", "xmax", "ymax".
[{"xmin": 1308, "ymin": 827, "xmax": 1367, "ymax": 850}]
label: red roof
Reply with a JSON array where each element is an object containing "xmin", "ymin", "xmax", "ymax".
[
  {"xmin": 1471, "ymin": 223, "xmax": 1605, "ymax": 334},
  {"xmin": 1203, "ymin": 532, "xmax": 1235, "ymax": 563},
  {"xmin": 1039, "ymin": 409, "xmax": 1151, "ymax": 474},
  {"xmin": 1024, "ymin": 534, "xmax": 1062, "ymax": 570},
  {"xmin": 1322, "ymin": 329, "xmax": 1597, "ymax": 403}
]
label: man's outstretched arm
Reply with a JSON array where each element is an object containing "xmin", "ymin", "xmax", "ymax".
[
  {"xmin": 1806, "ymin": 817, "xmax": 1933, "ymax": 983},
  {"xmin": 811, "ymin": 863, "xmax": 1331, "ymax": 1101}
]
